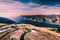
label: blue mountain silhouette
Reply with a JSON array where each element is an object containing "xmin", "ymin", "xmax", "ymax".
[{"xmin": 0, "ymin": 17, "xmax": 16, "ymax": 24}]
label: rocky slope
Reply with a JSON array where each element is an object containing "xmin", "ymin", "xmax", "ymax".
[{"xmin": 0, "ymin": 24, "xmax": 60, "ymax": 40}]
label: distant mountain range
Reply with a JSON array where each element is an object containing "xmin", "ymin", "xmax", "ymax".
[
  {"xmin": 9, "ymin": 15, "xmax": 60, "ymax": 23},
  {"xmin": 9, "ymin": 15, "xmax": 60, "ymax": 29},
  {"xmin": 1, "ymin": 15, "xmax": 60, "ymax": 28}
]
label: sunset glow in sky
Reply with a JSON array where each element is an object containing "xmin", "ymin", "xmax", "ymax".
[{"xmin": 0, "ymin": 0, "xmax": 60, "ymax": 17}]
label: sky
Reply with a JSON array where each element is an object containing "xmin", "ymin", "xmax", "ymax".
[{"xmin": 0, "ymin": 0, "xmax": 60, "ymax": 17}]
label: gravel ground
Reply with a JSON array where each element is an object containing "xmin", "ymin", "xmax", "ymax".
[{"xmin": 24, "ymin": 31, "xmax": 60, "ymax": 40}]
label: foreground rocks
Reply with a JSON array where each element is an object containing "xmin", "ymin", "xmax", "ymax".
[{"xmin": 0, "ymin": 24, "xmax": 60, "ymax": 40}]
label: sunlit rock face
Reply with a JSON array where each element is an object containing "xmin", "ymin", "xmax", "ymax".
[{"xmin": 18, "ymin": 15, "xmax": 60, "ymax": 25}]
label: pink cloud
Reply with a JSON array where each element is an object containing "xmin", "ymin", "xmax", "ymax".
[{"xmin": 0, "ymin": 0, "xmax": 60, "ymax": 18}]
